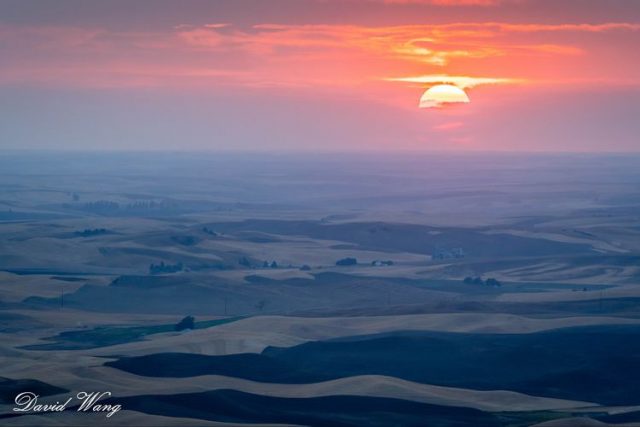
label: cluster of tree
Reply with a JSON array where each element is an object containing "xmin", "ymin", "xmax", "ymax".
[
  {"xmin": 79, "ymin": 201, "xmax": 120, "ymax": 212},
  {"xmin": 336, "ymin": 257, "xmax": 357, "ymax": 266},
  {"xmin": 371, "ymin": 260, "xmax": 394, "ymax": 267},
  {"xmin": 202, "ymin": 227, "xmax": 218, "ymax": 236},
  {"xmin": 238, "ymin": 256, "xmax": 252, "ymax": 267},
  {"xmin": 236, "ymin": 258, "xmax": 314, "ymax": 271},
  {"xmin": 149, "ymin": 261, "xmax": 184, "ymax": 274},
  {"xmin": 175, "ymin": 315, "xmax": 195, "ymax": 331},
  {"xmin": 263, "ymin": 260, "xmax": 278, "ymax": 269},
  {"xmin": 463, "ymin": 276, "xmax": 502, "ymax": 287},
  {"xmin": 74, "ymin": 228, "xmax": 108, "ymax": 237},
  {"xmin": 73, "ymin": 200, "xmax": 186, "ymax": 213},
  {"xmin": 238, "ymin": 258, "xmax": 290, "ymax": 269},
  {"xmin": 126, "ymin": 200, "xmax": 178, "ymax": 210}
]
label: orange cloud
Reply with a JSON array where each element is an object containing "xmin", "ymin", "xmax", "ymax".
[
  {"xmin": 174, "ymin": 21, "xmax": 623, "ymax": 67},
  {"xmin": 0, "ymin": 20, "xmax": 638, "ymax": 93},
  {"xmin": 385, "ymin": 74, "xmax": 523, "ymax": 88},
  {"xmin": 495, "ymin": 22, "xmax": 640, "ymax": 33},
  {"xmin": 176, "ymin": 28, "xmax": 227, "ymax": 48},
  {"xmin": 381, "ymin": 0, "xmax": 504, "ymax": 5}
]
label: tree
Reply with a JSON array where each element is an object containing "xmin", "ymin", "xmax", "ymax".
[
  {"xmin": 485, "ymin": 278, "xmax": 502, "ymax": 287},
  {"xmin": 270, "ymin": 261, "xmax": 278, "ymax": 269},
  {"xmin": 175, "ymin": 315, "xmax": 195, "ymax": 331},
  {"xmin": 336, "ymin": 257, "xmax": 357, "ymax": 266},
  {"xmin": 149, "ymin": 261, "xmax": 184, "ymax": 274},
  {"xmin": 202, "ymin": 227, "xmax": 218, "ymax": 236},
  {"xmin": 463, "ymin": 276, "xmax": 474, "ymax": 284},
  {"xmin": 75, "ymin": 228, "xmax": 108, "ymax": 237}
]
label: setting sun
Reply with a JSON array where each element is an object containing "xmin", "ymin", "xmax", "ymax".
[{"xmin": 419, "ymin": 84, "xmax": 470, "ymax": 109}]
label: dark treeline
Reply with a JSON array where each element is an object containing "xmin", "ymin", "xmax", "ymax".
[
  {"xmin": 149, "ymin": 261, "xmax": 184, "ymax": 275},
  {"xmin": 74, "ymin": 228, "xmax": 108, "ymax": 237},
  {"xmin": 463, "ymin": 276, "xmax": 502, "ymax": 287}
]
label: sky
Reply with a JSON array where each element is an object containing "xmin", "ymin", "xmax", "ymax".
[{"xmin": 1, "ymin": 0, "xmax": 639, "ymax": 152}]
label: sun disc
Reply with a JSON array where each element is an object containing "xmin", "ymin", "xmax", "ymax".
[{"xmin": 419, "ymin": 84, "xmax": 470, "ymax": 109}]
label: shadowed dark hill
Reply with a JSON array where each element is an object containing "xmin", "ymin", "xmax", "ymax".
[
  {"xmin": 106, "ymin": 325, "xmax": 640, "ymax": 406},
  {"xmin": 206, "ymin": 220, "xmax": 594, "ymax": 258},
  {"xmin": 109, "ymin": 389, "xmax": 521, "ymax": 427},
  {"xmin": 21, "ymin": 271, "xmax": 639, "ymax": 317}
]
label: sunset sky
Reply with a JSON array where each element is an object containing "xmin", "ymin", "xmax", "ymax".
[{"xmin": 1, "ymin": 0, "xmax": 639, "ymax": 151}]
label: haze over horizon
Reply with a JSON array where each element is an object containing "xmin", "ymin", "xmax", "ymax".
[{"xmin": 1, "ymin": 0, "xmax": 639, "ymax": 152}]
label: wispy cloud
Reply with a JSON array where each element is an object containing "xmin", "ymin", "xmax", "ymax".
[
  {"xmin": 174, "ymin": 21, "xmax": 636, "ymax": 67},
  {"xmin": 0, "ymin": 20, "xmax": 638, "ymax": 91},
  {"xmin": 378, "ymin": 0, "xmax": 505, "ymax": 5},
  {"xmin": 385, "ymin": 74, "xmax": 523, "ymax": 88}
]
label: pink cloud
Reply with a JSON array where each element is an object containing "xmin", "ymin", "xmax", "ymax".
[
  {"xmin": 381, "ymin": 0, "xmax": 505, "ymax": 5},
  {"xmin": 0, "ymin": 20, "xmax": 638, "ymax": 96}
]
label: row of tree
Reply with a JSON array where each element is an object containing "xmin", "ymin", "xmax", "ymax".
[
  {"xmin": 74, "ymin": 228, "xmax": 108, "ymax": 237},
  {"xmin": 69, "ymin": 200, "xmax": 181, "ymax": 212},
  {"xmin": 463, "ymin": 276, "xmax": 502, "ymax": 287},
  {"xmin": 149, "ymin": 261, "xmax": 184, "ymax": 274}
]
